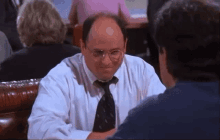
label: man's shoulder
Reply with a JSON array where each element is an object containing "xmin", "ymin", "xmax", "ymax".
[
  {"xmin": 124, "ymin": 54, "xmax": 151, "ymax": 65},
  {"xmin": 124, "ymin": 54, "xmax": 155, "ymax": 73},
  {"xmin": 45, "ymin": 53, "xmax": 83, "ymax": 79},
  {"xmin": 130, "ymin": 94, "xmax": 161, "ymax": 115},
  {"xmin": 0, "ymin": 31, "xmax": 7, "ymax": 38},
  {"xmin": 131, "ymin": 81, "xmax": 220, "ymax": 118},
  {"xmin": 0, "ymin": 48, "xmax": 28, "ymax": 64}
]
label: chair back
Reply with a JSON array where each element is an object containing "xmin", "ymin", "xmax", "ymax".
[
  {"xmin": 72, "ymin": 24, "xmax": 83, "ymax": 47},
  {"xmin": 0, "ymin": 79, "xmax": 41, "ymax": 139}
]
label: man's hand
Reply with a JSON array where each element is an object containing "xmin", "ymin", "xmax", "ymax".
[{"xmin": 87, "ymin": 128, "xmax": 116, "ymax": 139}]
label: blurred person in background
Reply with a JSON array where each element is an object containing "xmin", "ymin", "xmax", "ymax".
[
  {"xmin": 68, "ymin": 0, "xmax": 130, "ymax": 27},
  {"xmin": 0, "ymin": 0, "xmax": 24, "ymax": 51},
  {"xmin": 0, "ymin": 0, "xmax": 80, "ymax": 82},
  {"xmin": 0, "ymin": 31, "xmax": 13, "ymax": 64}
]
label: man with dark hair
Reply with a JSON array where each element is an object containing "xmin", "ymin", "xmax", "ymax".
[
  {"xmin": 108, "ymin": 0, "xmax": 220, "ymax": 139},
  {"xmin": 28, "ymin": 13, "xmax": 165, "ymax": 139},
  {"xmin": 146, "ymin": 0, "xmax": 170, "ymax": 63}
]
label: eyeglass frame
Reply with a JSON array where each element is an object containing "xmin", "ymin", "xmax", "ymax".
[{"xmin": 85, "ymin": 45, "xmax": 125, "ymax": 62}]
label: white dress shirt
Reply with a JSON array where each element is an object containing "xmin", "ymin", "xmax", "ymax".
[{"xmin": 28, "ymin": 53, "xmax": 166, "ymax": 139}]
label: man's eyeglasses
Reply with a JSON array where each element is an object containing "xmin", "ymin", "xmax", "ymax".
[{"xmin": 87, "ymin": 47, "xmax": 124, "ymax": 62}]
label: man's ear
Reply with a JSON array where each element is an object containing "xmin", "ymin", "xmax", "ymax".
[
  {"xmin": 80, "ymin": 39, "xmax": 86, "ymax": 54},
  {"xmin": 159, "ymin": 47, "xmax": 167, "ymax": 65},
  {"xmin": 123, "ymin": 38, "xmax": 128, "ymax": 53},
  {"xmin": 80, "ymin": 39, "xmax": 85, "ymax": 49}
]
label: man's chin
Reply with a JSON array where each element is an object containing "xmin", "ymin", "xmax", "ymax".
[
  {"xmin": 99, "ymin": 77, "xmax": 112, "ymax": 82},
  {"xmin": 96, "ymin": 69, "xmax": 117, "ymax": 81},
  {"xmin": 98, "ymin": 74, "xmax": 114, "ymax": 82},
  {"xmin": 100, "ymin": 67, "xmax": 112, "ymax": 72}
]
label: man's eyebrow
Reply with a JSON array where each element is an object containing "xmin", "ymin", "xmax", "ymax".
[
  {"xmin": 92, "ymin": 47, "xmax": 122, "ymax": 51},
  {"xmin": 93, "ymin": 48, "xmax": 120, "ymax": 52},
  {"xmin": 110, "ymin": 48, "xmax": 121, "ymax": 51},
  {"xmin": 93, "ymin": 48, "xmax": 104, "ymax": 51}
]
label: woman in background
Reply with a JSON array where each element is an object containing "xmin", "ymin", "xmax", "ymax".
[
  {"xmin": 0, "ymin": 0, "xmax": 80, "ymax": 81},
  {"xmin": 68, "ymin": 0, "xmax": 130, "ymax": 26}
]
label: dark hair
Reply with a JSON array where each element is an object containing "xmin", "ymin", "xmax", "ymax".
[
  {"xmin": 82, "ymin": 12, "xmax": 128, "ymax": 44},
  {"xmin": 154, "ymin": 0, "xmax": 220, "ymax": 81}
]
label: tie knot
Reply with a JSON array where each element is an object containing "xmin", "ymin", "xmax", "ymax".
[{"xmin": 95, "ymin": 77, "xmax": 118, "ymax": 93}]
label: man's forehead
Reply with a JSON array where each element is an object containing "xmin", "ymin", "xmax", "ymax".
[
  {"xmin": 88, "ymin": 17, "xmax": 123, "ymax": 39},
  {"xmin": 106, "ymin": 27, "xmax": 115, "ymax": 36}
]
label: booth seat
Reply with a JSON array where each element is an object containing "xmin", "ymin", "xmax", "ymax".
[{"xmin": 0, "ymin": 79, "xmax": 41, "ymax": 139}]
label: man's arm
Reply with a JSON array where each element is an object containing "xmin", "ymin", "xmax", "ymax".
[
  {"xmin": 87, "ymin": 128, "xmax": 116, "ymax": 139},
  {"xmin": 106, "ymin": 107, "xmax": 139, "ymax": 139},
  {"xmin": 27, "ymin": 74, "xmax": 91, "ymax": 139},
  {"xmin": 141, "ymin": 62, "xmax": 166, "ymax": 98}
]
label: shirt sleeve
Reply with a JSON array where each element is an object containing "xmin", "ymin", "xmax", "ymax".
[
  {"xmin": 141, "ymin": 62, "xmax": 166, "ymax": 99},
  {"xmin": 27, "ymin": 74, "xmax": 91, "ymax": 139}
]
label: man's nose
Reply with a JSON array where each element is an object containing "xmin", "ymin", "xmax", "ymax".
[{"xmin": 101, "ymin": 53, "xmax": 111, "ymax": 65}]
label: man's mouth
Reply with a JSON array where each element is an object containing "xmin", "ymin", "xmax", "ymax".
[
  {"xmin": 100, "ymin": 66, "xmax": 112, "ymax": 68},
  {"xmin": 100, "ymin": 67, "xmax": 112, "ymax": 71}
]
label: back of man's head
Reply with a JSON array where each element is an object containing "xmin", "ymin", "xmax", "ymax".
[{"xmin": 154, "ymin": 0, "xmax": 220, "ymax": 81}]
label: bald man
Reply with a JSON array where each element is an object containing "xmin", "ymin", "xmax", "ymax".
[{"xmin": 28, "ymin": 13, "xmax": 165, "ymax": 139}]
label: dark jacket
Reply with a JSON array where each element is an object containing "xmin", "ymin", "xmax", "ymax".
[
  {"xmin": 0, "ymin": 31, "xmax": 13, "ymax": 63},
  {"xmin": 0, "ymin": 43, "xmax": 81, "ymax": 81},
  {"xmin": 0, "ymin": 0, "xmax": 17, "ymax": 25},
  {"xmin": 109, "ymin": 81, "xmax": 220, "ymax": 139}
]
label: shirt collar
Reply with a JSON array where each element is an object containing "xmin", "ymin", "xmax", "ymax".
[
  {"xmin": 114, "ymin": 57, "xmax": 125, "ymax": 80},
  {"xmin": 82, "ymin": 56, "xmax": 97, "ymax": 85},
  {"xmin": 82, "ymin": 55, "xmax": 125, "ymax": 85}
]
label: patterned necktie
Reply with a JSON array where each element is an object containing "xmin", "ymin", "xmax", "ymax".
[{"xmin": 93, "ymin": 77, "xmax": 118, "ymax": 132}]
